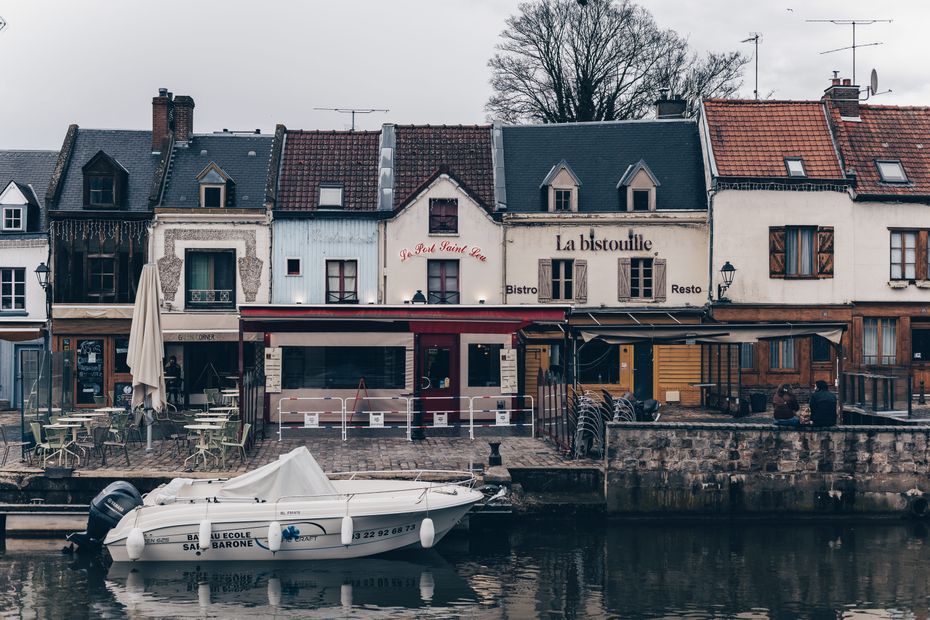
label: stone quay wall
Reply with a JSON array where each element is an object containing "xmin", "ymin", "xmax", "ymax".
[{"xmin": 605, "ymin": 422, "xmax": 930, "ymax": 517}]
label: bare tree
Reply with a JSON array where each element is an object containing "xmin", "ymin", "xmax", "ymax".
[{"xmin": 487, "ymin": 0, "xmax": 748, "ymax": 123}]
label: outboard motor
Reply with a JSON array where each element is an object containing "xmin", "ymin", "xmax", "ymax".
[{"xmin": 68, "ymin": 481, "xmax": 143, "ymax": 553}]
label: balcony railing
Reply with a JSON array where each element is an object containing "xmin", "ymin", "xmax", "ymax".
[{"xmin": 186, "ymin": 288, "xmax": 235, "ymax": 309}]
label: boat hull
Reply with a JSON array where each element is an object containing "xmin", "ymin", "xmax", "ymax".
[{"xmin": 105, "ymin": 498, "xmax": 476, "ymax": 562}]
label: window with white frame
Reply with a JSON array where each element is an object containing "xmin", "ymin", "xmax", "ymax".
[
  {"xmin": 1, "ymin": 207, "xmax": 23, "ymax": 231},
  {"xmin": 553, "ymin": 189, "xmax": 572, "ymax": 212},
  {"xmin": 740, "ymin": 343, "xmax": 755, "ymax": 370},
  {"xmin": 630, "ymin": 258, "xmax": 653, "ymax": 299},
  {"xmin": 0, "ymin": 268, "xmax": 25, "ymax": 310},
  {"xmin": 785, "ymin": 226, "xmax": 816, "ymax": 277},
  {"xmin": 785, "ymin": 157, "xmax": 807, "ymax": 177},
  {"xmin": 551, "ymin": 259, "xmax": 574, "ymax": 301},
  {"xmin": 326, "ymin": 260, "xmax": 358, "ymax": 304}
]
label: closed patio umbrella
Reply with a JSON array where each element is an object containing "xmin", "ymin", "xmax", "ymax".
[{"xmin": 127, "ymin": 264, "xmax": 166, "ymax": 451}]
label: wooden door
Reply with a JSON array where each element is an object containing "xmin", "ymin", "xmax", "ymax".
[{"xmin": 418, "ymin": 334, "xmax": 460, "ymax": 422}]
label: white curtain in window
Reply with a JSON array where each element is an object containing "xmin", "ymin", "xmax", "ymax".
[
  {"xmin": 783, "ymin": 338, "xmax": 796, "ymax": 369},
  {"xmin": 905, "ymin": 233, "xmax": 917, "ymax": 279},
  {"xmin": 891, "ymin": 233, "xmax": 902, "ymax": 279},
  {"xmin": 740, "ymin": 343, "xmax": 755, "ymax": 369},
  {"xmin": 881, "ymin": 318, "xmax": 896, "ymax": 364},
  {"xmin": 863, "ymin": 318, "xmax": 878, "ymax": 364},
  {"xmin": 800, "ymin": 228, "xmax": 814, "ymax": 276}
]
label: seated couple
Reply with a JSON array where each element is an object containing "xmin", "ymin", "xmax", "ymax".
[{"xmin": 773, "ymin": 381, "xmax": 837, "ymax": 427}]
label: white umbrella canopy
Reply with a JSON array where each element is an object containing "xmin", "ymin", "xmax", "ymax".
[{"xmin": 128, "ymin": 264, "xmax": 166, "ymax": 412}]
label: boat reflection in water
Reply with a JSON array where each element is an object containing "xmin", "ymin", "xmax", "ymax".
[{"xmin": 105, "ymin": 551, "xmax": 478, "ymax": 616}]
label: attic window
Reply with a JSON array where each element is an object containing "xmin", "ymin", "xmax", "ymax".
[
  {"xmin": 203, "ymin": 186, "xmax": 223, "ymax": 208},
  {"xmin": 632, "ymin": 190, "xmax": 650, "ymax": 211},
  {"xmin": 319, "ymin": 185, "xmax": 344, "ymax": 208},
  {"xmin": 82, "ymin": 151, "xmax": 128, "ymax": 209},
  {"xmin": 877, "ymin": 160, "xmax": 907, "ymax": 183},
  {"xmin": 196, "ymin": 162, "xmax": 234, "ymax": 208},
  {"xmin": 785, "ymin": 157, "xmax": 807, "ymax": 178},
  {"xmin": 541, "ymin": 161, "xmax": 580, "ymax": 213},
  {"xmin": 1, "ymin": 207, "xmax": 23, "ymax": 231}
]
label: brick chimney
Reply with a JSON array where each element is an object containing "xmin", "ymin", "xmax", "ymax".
[
  {"xmin": 173, "ymin": 95, "xmax": 195, "ymax": 144},
  {"xmin": 824, "ymin": 76, "xmax": 861, "ymax": 119},
  {"xmin": 151, "ymin": 88, "xmax": 172, "ymax": 153},
  {"xmin": 655, "ymin": 89, "xmax": 687, "ymax": 119}
]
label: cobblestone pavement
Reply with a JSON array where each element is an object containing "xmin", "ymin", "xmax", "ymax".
[{"xmin": 0, "ymin": 414, "xmax": 591, "ymax": 477}]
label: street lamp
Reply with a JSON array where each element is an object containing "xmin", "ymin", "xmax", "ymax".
[
  {"xmin": 718, "ymin": 261, "xmax": 736, "ymax": 302},
  {"xmin": 34, "ymin": 262, "xmax": 53, "ymax": 422},
  {"xmin": 411, "ymin": 290, "xmax": 427, "ymax": 304}
]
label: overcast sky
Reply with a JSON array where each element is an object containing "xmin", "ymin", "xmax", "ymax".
[{"xmin": 0, "ymin": 0, "xmax": 925, "ymax": 149}]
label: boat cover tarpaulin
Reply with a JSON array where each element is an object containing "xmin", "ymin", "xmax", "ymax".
[
  {"xmin": 579, "ymin": 323, "xmax": 846, "ymax": 345},
  {"xmin": 217, "ymin": 447, "xmax": 338, "ymax": 501}
]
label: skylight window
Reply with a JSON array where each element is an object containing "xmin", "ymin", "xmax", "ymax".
[
  {"xmin": 876, "ymin": 160, "xmax": 907, "ymax": 183},
  {"xmin": 319, "ymin": 185, "xmax": 344, "ymax": 208},
  {"xmin": 784, "ymin": 157, "xmax": 806, "ymax": 178}
]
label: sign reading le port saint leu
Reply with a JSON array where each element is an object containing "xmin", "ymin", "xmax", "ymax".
[{"xmin": 399, "ymin": 240, "xmax": 488, "ymax": 263}]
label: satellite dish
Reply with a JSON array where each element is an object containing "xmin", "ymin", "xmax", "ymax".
[{"xmin": 870, "ymin": 69, "xmax": 879, "ymax": 96}]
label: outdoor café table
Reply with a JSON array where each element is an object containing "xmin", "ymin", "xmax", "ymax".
[
  {"xmin": 184, "ymin": 424, "xmax": 223, "ymax": 469},
  {"xmin": 42, "ymin": 423, "xmax": 81, "ymax": 466},
  {"xmin": 220, "ymin": 390, "xmax": 240, "ymax": 406},
  {"xmin": 94, "ymin": 407, "xmax": 127, "ymax": 414},
  {"xmin": 209, "ymin": 406, "xmax": 238, "ymax": 414},
  {"xmin": 195, "ymin": 417, "xmax": 228, "ymax": 424},
  {"xmin": 57, "ymin": 417, "xmax": 94, "ymax": 440}
]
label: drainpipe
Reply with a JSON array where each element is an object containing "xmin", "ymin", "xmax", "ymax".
[
  {"xmin": 502, "ymin": 220, "xmax": 508, "ymax": 304},
  {"xmin": 706, "ymin": 187, "xmax": 716, "ymax": 309}
]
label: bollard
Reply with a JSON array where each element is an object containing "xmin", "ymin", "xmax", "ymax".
[
  {"xmin": 488, "ymin": 441, "xmax": 502, "ymax": 467},
  {"xmin": 920, "ymin": 380, "xmax": 927, "ymax": 405}
]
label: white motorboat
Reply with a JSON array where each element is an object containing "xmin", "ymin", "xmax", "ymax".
[{"xmin": 68, "ymin": 447, "xmax": 484, "ymax": 562}]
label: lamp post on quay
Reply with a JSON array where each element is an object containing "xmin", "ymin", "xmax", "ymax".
[{"xmin": 34, "ymin": 262, "xmax": 53, "ymax": 420}]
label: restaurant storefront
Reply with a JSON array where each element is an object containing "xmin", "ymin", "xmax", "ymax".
[{"xmin": 239, "ymin": 305, "xmax": 568, "ymax": 428}]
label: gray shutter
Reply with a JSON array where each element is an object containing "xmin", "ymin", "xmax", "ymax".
[
  {"xmin": 538, "ymin": 259, "xmax": 552, "ymax": 302},
  {"xmin": 574, "ymin": 259, "xmax": 587, "ymax": 304},
  {"xmin": 618, "ymin": 258, "xmax": 631, "ymax": 301},
  {"xmin": 653, "ymin": 258, "xmax": 667, "ymax": 302}
]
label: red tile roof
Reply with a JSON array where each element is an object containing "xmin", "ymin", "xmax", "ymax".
[
  {"xmin": 827, "ymin": 103, "xmax": 930, "ymax": 198},
  {"xmin": 393, "ymin": 125, "xmax": 494, "ymax": 209},
  {"xmin": 276, "ymin": 130, "xmax": 380, "ymax": 211},
  {"xmin": 702, "ymin": 100, "xmax": 845, "ymax": 180}
]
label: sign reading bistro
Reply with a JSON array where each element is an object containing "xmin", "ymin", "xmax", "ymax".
[
  {"xmin": 556, "ymin": 231, "xmax": 653, "ymax": 252},
  {"xmin": 400, "ymin": 240, "xmax": 488, "ymax": 263}
]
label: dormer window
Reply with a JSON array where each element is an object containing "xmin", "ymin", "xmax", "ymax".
[
  {"xmin": 785, "ymin": 157, "xmax": 807, "ymax": 178},
  {"xmin": 877, "ymin": 160, "xmax": 907, "ymax": 183},
  {"xmin": 541, "ymin": 160, "xmax": 580, "ymax": 213},
  {"xmin": 617, "ymin": 160, "xmax": 660, "ymax": 212},
  {"xmin": 82, "ymin": 151, "xmax": 128, "ymax": 209},
  {"xmin": 2, "ymin": 207, "xmax": 23, "ymax": 231},
  {"xmin": 319, "ymin": 184, "xmax": 344, "ymax": 209},
  {"xmin": 196, "ymin": 162, "xmax": 235, "ymax": 208}
]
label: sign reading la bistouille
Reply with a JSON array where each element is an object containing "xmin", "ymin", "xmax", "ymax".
[
  {"xmin": 400, "ymin": 240, "xmax": 488, "ymax": 262},
  {"xmin": 556, "ymin": 231, "xmax": 653, "ymax": 252}
]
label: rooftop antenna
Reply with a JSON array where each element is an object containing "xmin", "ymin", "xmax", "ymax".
[
  {"xmin": 313, "ymin": 107, "xmax": 389, "ymax": 131},
  {"xmin": 806, "ymin": 19, "xmax": 892, "ymax": 84},
  {"xmin": 741, "ymin": 33, "xmax": 761, "ymax": 100}
]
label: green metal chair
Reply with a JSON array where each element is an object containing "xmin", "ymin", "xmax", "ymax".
[
  {"xmin": 1, "ymin": 426, "xmax": 30, "ymax": 466},
  {"xmin": 220, "ymin": 423, "xmax": 251, "ymax": 469}
]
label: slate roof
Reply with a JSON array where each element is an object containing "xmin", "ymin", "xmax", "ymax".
[
  {"xmin": 702, "ymin": 100, "xmax": 845, "ymax": 180},
  {"xmin": 394, "ymin": 125, "xmax": 494, "ymax": 210},
  {"xmin": 0, "ymin": 150, "xmax": 58, "ymax": 207},
  {"xmin": 159, "ymin": 133, "xmax": 273, "ymax": 208},
  {"xmin": 827, "ymin": 104, "xmax": 930, "ymax": 198},
  {"xmin": 51, "ymin": 129, "xmax": 160, "ymax": 213},
  {"xmin": 276, "ymin": 130, "xmax": 380, "ymax": 212},
  {"xmin": 501, "ymin": 120, "xmax": 706, "ymax": 212}
]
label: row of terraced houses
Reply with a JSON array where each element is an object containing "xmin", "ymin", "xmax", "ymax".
[{"xmin": 0, "ymin": 75, "xmax": 927, "ymax": 423}]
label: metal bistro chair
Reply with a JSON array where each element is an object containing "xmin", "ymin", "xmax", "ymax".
[
  {"xmin": 203, "ymin": 388, "xmax": 220, "ymax": 412},
  {"xmin": 209, "ymin": 420, "xmax": 238, "ymax": 464},
  {"xmin": 0, "ymin": 426, "xmax": 30, "ymax": 467},
  {"xmin": 102, "ymin": 420, "xmax": 131, "ymax": 467},
  {"xmin": 221, "ymin": 423, "xmax": 251, "ymax": 469}
]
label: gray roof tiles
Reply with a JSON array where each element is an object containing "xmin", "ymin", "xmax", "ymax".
[
  {"xmin": 501, "ymin": 120, "xmax": 707, "ymax": 212},
  {"xmin": 0, "ymin": 150, "xmax": 59, "ymax": 229},
  {"xmin": 53, "ymin": 129, "xmax": 159, "ymax": 213},
  {"xmin": 160, "ymin": 133, "xmax": 274, "ymax": 208}
]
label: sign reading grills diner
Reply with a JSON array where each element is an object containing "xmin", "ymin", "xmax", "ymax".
[{"xmin": 555, "ymin": 232, "xmax": 653, "ymax": 252}]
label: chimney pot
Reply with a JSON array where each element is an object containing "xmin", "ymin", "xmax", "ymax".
[
  {"xmin": 655, "ymin": 90, "xmax": 687, "ymax": 119},
  {"xmin": 842, "ymin": 78, "xmax": 851, "ymax": 86},
  {"xmin": 158, "ymin": 87, "xmax": 168, "ymax": 97},
  {"xmin": 824, "ymin": 77, "xmax": 860, "ymax": 118}
]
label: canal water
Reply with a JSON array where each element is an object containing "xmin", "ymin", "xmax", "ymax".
[{"xmin": 2, "ymin": 520, "xmax": 929, "ymax": 619}]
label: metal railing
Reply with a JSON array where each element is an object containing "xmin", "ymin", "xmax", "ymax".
[
  {"xmin": 187, "ymin": 289, "xmax": 234, "ymax": 308},
  {"xmin": 275, "ymin": 394, "xmax": 535, "ymax": 441}
]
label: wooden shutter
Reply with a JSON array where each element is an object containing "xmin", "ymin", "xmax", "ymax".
[
  {"xmin": 919, "ymin": 230, "xmax": 929, "ymax": 281},
  {"xmin": 538, "ymin": 259, "xmax": 552, "ymax": 302},
  {"xmin": 574, "ymin": 259, "xmax": 588, "ymax": 304},
  {"xmin": 816, "ymin": 226, "xmax": 834, "ymax": 278},
  {"xmin": 618, "ymin": 258, "xmax": 631, "ymax": 301},
  {"xmin": 653, "ymin": 258, "xmax": 667, "ymax": 302},
  {"xmin": 769, "ymin": 227, "xmax": 786, "ymax": 278}
]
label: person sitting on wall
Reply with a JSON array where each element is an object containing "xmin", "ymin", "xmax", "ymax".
[
  {"xmin": 772, "ymin": 383, "xmax": 800, "ymax": 427},
  {"xmin": 808, "ymin": 380, "xmax": 838, "ymax": 427}
]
